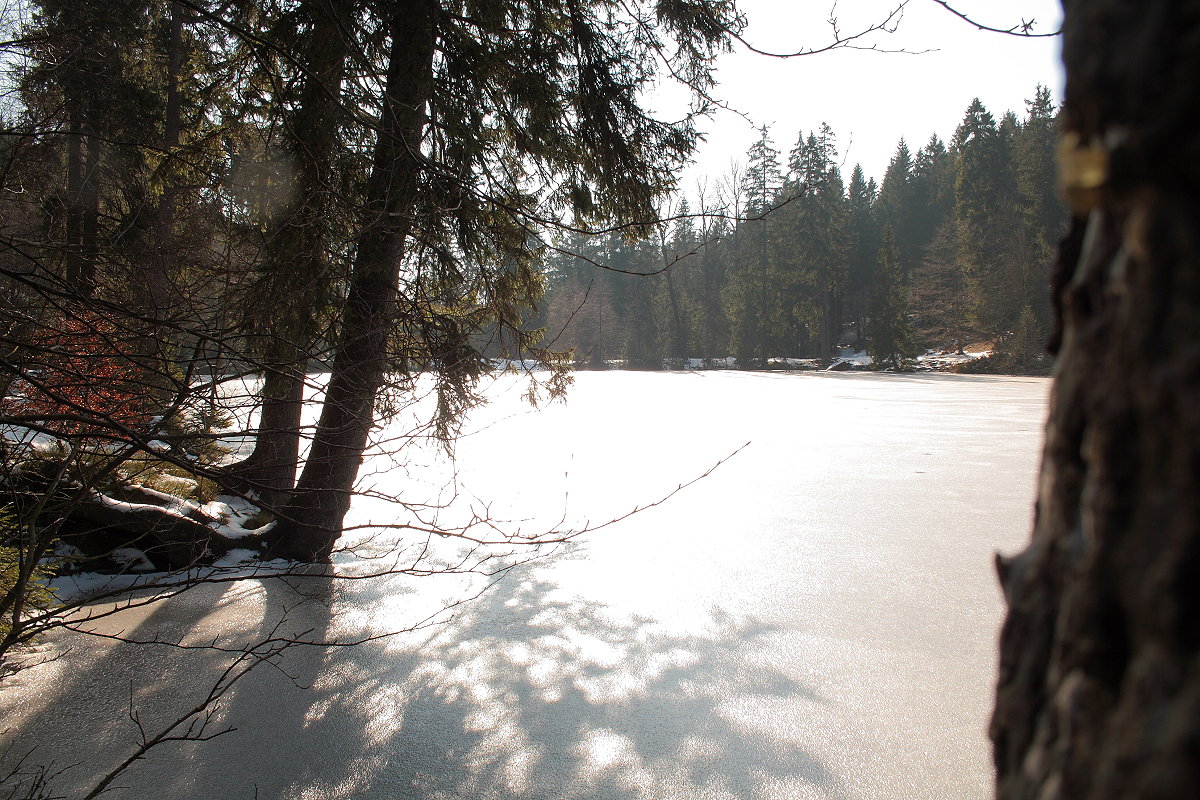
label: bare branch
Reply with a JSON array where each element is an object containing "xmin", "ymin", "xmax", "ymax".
[
  {"xmin": 729, "ymin": 2, "xmax": 930, "ymax": 59},
  {"xmin": 928, "ymin": 0, "xmax": 1062, "ymax": 37}
]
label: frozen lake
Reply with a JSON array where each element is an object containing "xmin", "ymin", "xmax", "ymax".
[{"xmin": 1, "ymin": 370, "xmax": 1050, "ymax": 799}]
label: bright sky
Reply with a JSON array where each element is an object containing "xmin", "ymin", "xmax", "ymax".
[{"xmin": 678, "ymin": 0, "xmax": 1065, "ymax": 193}]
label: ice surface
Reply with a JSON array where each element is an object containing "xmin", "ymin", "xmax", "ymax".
[{"xmin": 4, "ymin": 371, "xmax": 1050, "ymax": 800}]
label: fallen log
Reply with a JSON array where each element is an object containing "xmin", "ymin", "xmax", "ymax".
[{"xmin": 61, "ymin": 486, "xmax": 244, "ymax": 571}]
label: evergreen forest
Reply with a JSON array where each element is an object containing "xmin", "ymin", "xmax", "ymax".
[{"xmin": 535, "ymin": 88, "xmax": 1066, "ymax": 374}]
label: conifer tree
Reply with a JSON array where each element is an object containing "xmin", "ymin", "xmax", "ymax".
[
  {"xmin": 910, "ymin": 218, "xmax": 971, "ymax": 349},
  {"xmin": 728, "ymin": 125, "xmax": 782, "ymax": 366},
  {"xmin": 866, "ymin": 225, "xmax": 915, "ymax": 371},
  {"xmin": 19, "ymin": 0, "xmax": 144, "ymax": 296},
  {"xmin": 661, "ymin": 198, "xmax": 698, "ymax": 361},
  {"xmin": 877, "ymin": 139, "xmax": 920, "ymax": 273},
  {"xmin": 780, "ymin": 125, "xmax": 847, "ymax": 356},
  {"xmin": 227, "ymin": 0, "xmax": 356, "ymax": 506},
  {"xmin": 814, "ymin": 164, "xmax": 850, "ymax": 355},
  {"xmin": 14, "ymin": 0, "xmax": 236, "ymax": 384},
  {"xmin": 955, "ymin": 97, "xmax": 1020, "ymax": 336},
  {"xmin": 844, "ymin": 164, "xmax": 879, "ymax": 343},
  {"xmin": 692, "ymin": 198, "xmax": 730, "ymax": 364},
  {"xmin": 269, "ymin": 0, "xmax": 744, "ymax": 558},
  {"xmin": 625, "ymin": 247, "xmax": 664, "ymax": 370},
  {"xmin": 1013, "ymin": 85, "xmax": 1064, "ymax": 335},
  {"xmin": 909, "ymin": 134, "xmax": 955, "ymax": 255}
]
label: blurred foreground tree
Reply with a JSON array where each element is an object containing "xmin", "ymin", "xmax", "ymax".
[{"xmin": 991, "ymin": 1, "xmax": 1200, "ymax": 797}]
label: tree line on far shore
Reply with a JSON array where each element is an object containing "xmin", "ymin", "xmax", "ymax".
[{"xmin": 534, "ymin": 87, "xmax": 1065, "ymax": 374}]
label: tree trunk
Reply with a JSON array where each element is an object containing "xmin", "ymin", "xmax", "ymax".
[
  {"xmin": 228, "ymin": 0, "xmax": 352, "ymax": 502},
  {"xmin": 231, "ymin": 365, "xmax": 305, "ymax": 508},
  {"xmin": 149, "ymin": 4, "xmax": 184, "ymax": 311},
  {"xmin": 63, "ymin": 104, "xmax": 94, "ymax": 296},
  {"xmin": 270, "ymin": 0, "xmax": 438, "ymax": 560},
  {"xmin": 991, "ymin": 2, "xmax": 1200, "ymax": 797}
]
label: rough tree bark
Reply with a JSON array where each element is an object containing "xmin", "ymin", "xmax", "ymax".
[{"xmin": 991, "ymin": 2, "xmax": 1200, "ymax": 798}]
